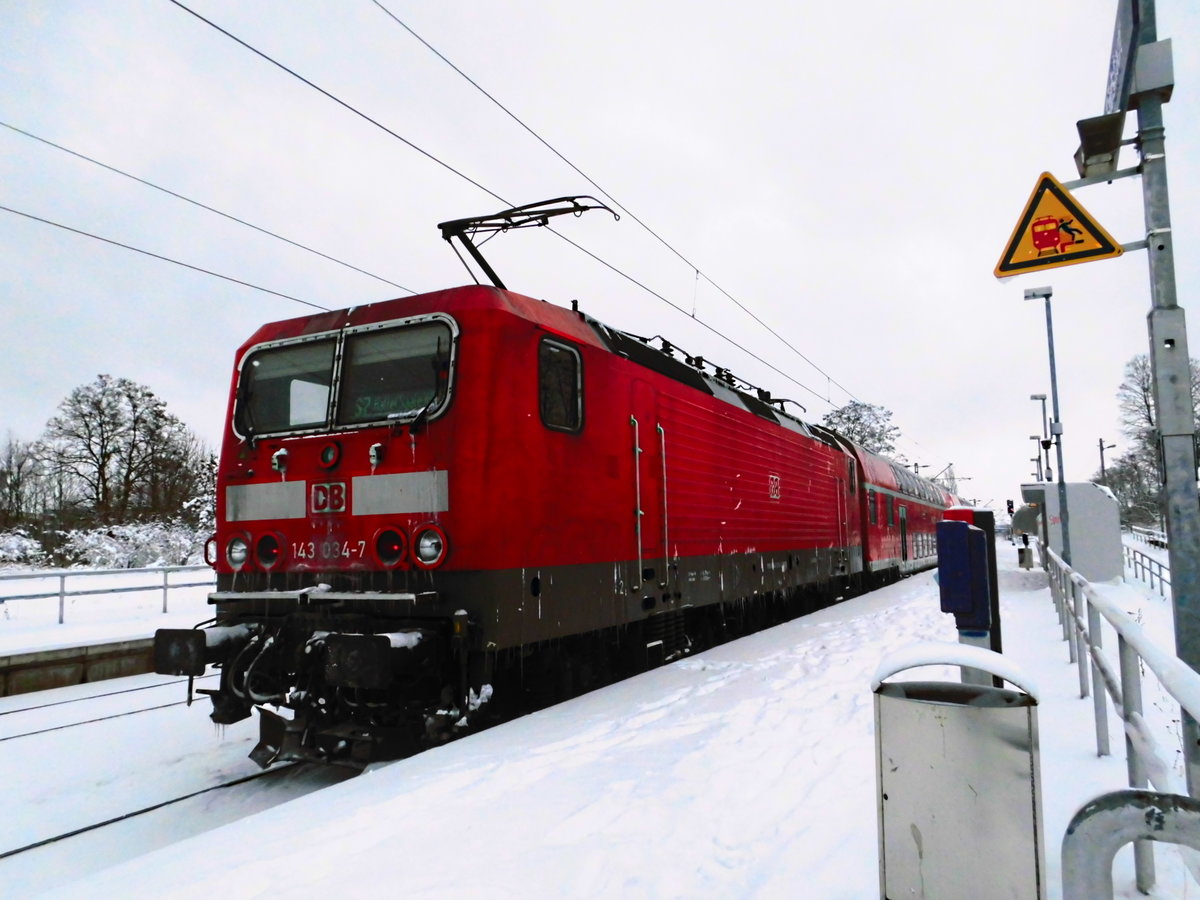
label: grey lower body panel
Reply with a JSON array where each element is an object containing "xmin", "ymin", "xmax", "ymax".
[{"xmin": 214, "ymin": 544, "xmax": 870, "ymax": 650}]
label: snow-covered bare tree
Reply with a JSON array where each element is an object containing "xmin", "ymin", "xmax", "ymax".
[
  {"xmin": 0, "ymin": 434, "xmax": 40, "ymax": 529},
  {"xmin": 180, "ymin": 451, "xmax": 217, "ymax": 533},
  {"xmin": 42, "ymin": 375, "xmax": 209, "ymax": 525},
  {"xmin": 821, "ymin": 400, "xmax": 901, "ymax": 455},
  {"xmin": 1101, "ymin": 354, "xmax": 1200, "ymax": 526},
  {"xmin": 1116, "ymin": 353, "xmax": 1200, "ymax": 439}
]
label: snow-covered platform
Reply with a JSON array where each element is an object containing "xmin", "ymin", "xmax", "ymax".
[
  {"xmin": 0, "ymin": 580, "xmax": 213, "ymax": 696},
  {"xmin": 22, "ymin": 544, "xmax": 1190, "ymax": 900}
]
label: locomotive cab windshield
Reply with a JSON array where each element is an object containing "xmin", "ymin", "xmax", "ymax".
[{"xmin": 235, "ymin": 316, "xmax": 456, "ymax": 437}]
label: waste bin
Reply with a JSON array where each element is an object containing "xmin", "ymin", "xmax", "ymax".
[
  {"xmin": 873, "ymin": 642, "xmax": 1046, "ymax": 900},
  {"xmin": 1018, "ymin": 547, "xmax": 1033, "ymax": 569}
]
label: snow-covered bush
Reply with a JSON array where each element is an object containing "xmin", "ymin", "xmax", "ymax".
[
  {"xmin": 0, "ymin": 529, "xmax": 47, "ymax": 568},
  {"xmin": 57, "ymin": 521, "xmax": 206, "ymax": 569}
]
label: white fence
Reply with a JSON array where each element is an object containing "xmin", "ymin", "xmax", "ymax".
[
  {"xmin": 1124, "ymin": 544, "xmax": 1171, "ymax": 596},
  {"xmin": 0, "ymin": 565, "xmax": 215, "ymax": 625},
  {"xmin": 1129, "ymin": 525, "xmax": 1169, "ymax": 547},
  {"xmin": 1047, "ymin": 546, "xmax": 1200, "ymax": 894}
]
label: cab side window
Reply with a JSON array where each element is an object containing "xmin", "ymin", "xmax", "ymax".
[{"xmin": 539, "ymin": 339, "xmax": 582, "ymax": 431}]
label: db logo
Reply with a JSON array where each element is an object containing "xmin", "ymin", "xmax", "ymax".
[
  {"xmin": 311, "ymin": 482, "xmax": 347, "ymax": 514},
  {"xmin": 768, "ymin": 474, "xmax": 782, "ymax": 500}
]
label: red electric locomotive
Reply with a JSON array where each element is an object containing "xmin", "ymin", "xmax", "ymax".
[{"xmin": 155, "ymin": 198, "xmax": 957, "ymax": 767}]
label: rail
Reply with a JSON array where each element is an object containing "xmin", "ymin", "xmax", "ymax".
[
  {"xmin": 1123, "ymin": 544, "xmax": 1171, "ymax": 596},
  {"xmin": 1129, "ymin": 524, "xmax": 1168, "ymax": 547},
  {"xmin": 0, "ymin": 565, "xmax": 214, "ymax": 624},
  {"xmin": 1045, "ymin": 546, "xmax": 1200, "ymax": 894}
]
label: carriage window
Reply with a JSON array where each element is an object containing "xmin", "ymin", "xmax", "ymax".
[
  {"xmin": 236, "ymin": 338, "xmax": 336, "ymax": 436},
  {"xmin": 868, "ymin": 489, "xmax": 877, "ymax": 525},
  {"xmin": 887, "ymin": 495, "xmax": 895, "ymax": 527},
  {"xmin": 539, "ymin": 339, "xmax": 582, "ymax": 431},
  {"xmin": 338, "ymin": 322, "xmax": 452, "ymax": 425}
]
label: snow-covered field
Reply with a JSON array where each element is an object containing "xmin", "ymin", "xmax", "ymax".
[{"xmin": 3, "ymin": 544, "xmax": 1195, "ymax": 899}]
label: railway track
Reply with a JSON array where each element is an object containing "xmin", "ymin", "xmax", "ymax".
[
  {"xmin": 0, "ymin": 763, "xmax": 301, "ymax": 862},
  {"xmin": 0, "ymin": 677, "xmax": 361, "ymax": 893},
  {"xmin": 0, "ymin": 673, "xmax": 219, "ymax": 742}
]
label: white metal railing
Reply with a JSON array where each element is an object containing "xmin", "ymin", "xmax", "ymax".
[
  {"xmin": 1124, "ymin": 544, "xmax": 1171, "ymax": 596},
  {"xmin": 1045, "ymin": 547, "xmax": 1200, "ymax": 894},
  {"xmin": 0, "ymin": 565, "xmax": 214, "ymax": 625},
  {"xmin": 1129, "ymin": 524, "xmax": 1168, "ymax": 547}
]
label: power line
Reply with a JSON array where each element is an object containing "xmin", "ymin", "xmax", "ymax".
[
  {"xmin": 165, "ymin": 0, "xmax": 857, "ymax": 410},
  {"xmin": 0, "ymin": 120, "xmax": 416, "ymax": 296},
  {"xmin": 166, "ymin": 0, "xmax": 510, "ymax": 207},
  {"xmin": 160, "ymin": 3, "xmax": 955, "ymax": 467},
  {"xmin": 551, "ymin": 229, "xmax": 833, "ymax": 405},
  {"xmin": 0, "ymin": 204, "xmax": 329, "ymax": 311},
  {"xmin": 371, "ymin": 1, "xmax": 861, "ymax": 405}
]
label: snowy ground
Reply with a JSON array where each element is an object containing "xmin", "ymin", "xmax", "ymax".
[
  {"xmin": 4, "ymin": 543, "xmax": 1196, "ymax": 899},
  {"xmin": 0, "ymin": 674, "xmax": 358, "ymax": 893}
]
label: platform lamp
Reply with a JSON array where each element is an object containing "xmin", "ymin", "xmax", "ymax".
[
  {"xmin": 1099, "ymin": 439, "xmax": 1117, "ymax": 481},
  {"xmin": 1024, "ymin": 287, "xmax": 1070, "ymax": 565},
  {"xmin": 1030, "ymin": 393, "xmax": 1051, "ymax": 480}
]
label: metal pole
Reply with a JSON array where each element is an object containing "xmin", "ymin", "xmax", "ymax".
[
  {"xmin": 1136, "ymin": 3, "xmax": 1200, "ymax": 799},
  {"xmin": 1040, "ymin": 396, "xmax": 1052, "ymax": 479},
  {"xmin": 1042, "ymin": 295, "xmax": 1072, "ymax": 565},
  {"xmin": 1119, "ymin": 635, "xmax": 1155, "ymax": 890},
  {"xmin": 1099, "ymin": 439, "xmax": 1115, "ymax": 480}
]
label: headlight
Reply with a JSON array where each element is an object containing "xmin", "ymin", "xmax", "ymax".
[
  {"xmin": 413, "ymin": 526, "xmax": 447, "ymax": 568},
  {"xmin": 226, "ymin": 537, "xmax": 250, "ymax": 568},
  {"xmin": 374, "ymin": 528, "xmax": 407, "ymax": 567},
  {"xmin": 318, "ymin": 441, "xmax": 341, "ymax": 469},
  {"xmin": 256, "ymin": 533, "xmax": 282, "ymax": 568}
]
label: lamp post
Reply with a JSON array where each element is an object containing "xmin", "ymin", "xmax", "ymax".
[
  {"xmin": 1029, "ymin": 435, "xmax": 1044, "ymax": 481},
  {"xmin": 1098, "ymin": 439, "xmax": 1116, "ymax": 482},
  {"xmin": 1025, "ymin": 287, "xmax": 1070, "ymax": 565},
  {"xmin": 1030, "ymin": 393, "xmax": 1051, "ymax": 480}
]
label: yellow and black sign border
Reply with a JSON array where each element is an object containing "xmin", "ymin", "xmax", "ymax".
[{"xmin": 994, "ymin": 172, "xmax": 1123, "ymax": 278}]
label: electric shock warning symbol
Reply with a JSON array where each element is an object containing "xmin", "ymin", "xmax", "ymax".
[{"xmin": 994, "ymin": 171, "xmax": 1123, "ymax": 278}]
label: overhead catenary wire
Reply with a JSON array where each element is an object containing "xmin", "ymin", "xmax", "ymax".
[
  {"xmin": 0, "ymin": 204, "xmax": 330, "ymax": 311},
  {"xmin": 165, "ymin": 0, "xmax": 848, "ymax": 409},
  {"xmin": 371, "ymin": 6, "xmax": 956, "ymax": 475},
  {"xmin": 370, "ymin": 0, "xmax": 861, "ymax": 406},
  {"xmin": 551, "ymin": 228, "xmax": 835, "ymax": 405},
  {"xmin": 157, "ymin": 2, "xmax": 952, "ymax": 470},
  {"xmin": 166, "ymin": 0, "xmax": 510, "ymax": 208},
  {"xmin": 0, "ymin": 120, "xmax": 416, "ymax": 296}
]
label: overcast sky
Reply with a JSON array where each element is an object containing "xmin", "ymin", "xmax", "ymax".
[{"xmin": 2, "ymin": 1, "xmax": 1197, "ymax": 509}]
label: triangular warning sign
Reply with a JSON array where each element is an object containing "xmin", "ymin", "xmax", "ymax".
[{"xmin": 994, "ymin": 172, "xmax": 1123, "ymax": 278}]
